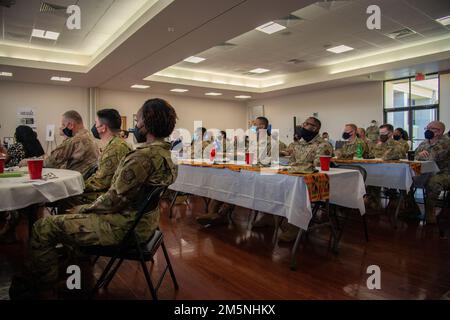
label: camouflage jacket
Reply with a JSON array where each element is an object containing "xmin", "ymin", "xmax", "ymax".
[
  {"xmin": 366, "ymin": 125, "xmax": 379, "ymax": 142},
  {"xmin": 79, "ymin": 139, "xmax": 177, "ymax": 215},
  {"xmin": 84, "ymin": 136, "xmax": 132, "ymax": 192},
  {"xmin": 289, "ymin": 134, "xmax": 333, "ymax": 168},
  {"xmin": 285, "ymin": 141, "xmax": 300, "ymax": 155},
  {"xmin": 369, "ymin": 139, "xmax": 405, "ymax": 160},
  {"xmin": 337, "ymin": 137, "xmax": 370, "ymax": 159},
  {"xmin": 398, "ymin": 139, "xmax": 410, "ymax": 154},
  {"xmin": 45, "ymin": 128, "xmax": 99, "ymax": 176},
  {"xmin": 415, "ymin": 136, "xmax": 450, "ymax": 174}
]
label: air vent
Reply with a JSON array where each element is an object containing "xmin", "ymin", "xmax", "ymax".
[
  {"xmin": 287, "ymin": 59, "xmax": 305, "ymax": 64},
  {"xmin": 39, "ymin": 1, "xmax": 67, "ymax": 14},
  {"xmin": 386, "ymin": 28, "xmax": 417, "ymax": 40},
  {"xmin": 215, "ymin": 42, "xmax": 237, "ymax": 50},
  {"xmin": 0, "ymin": 0, "xmax": 16, "ymax": 8}
]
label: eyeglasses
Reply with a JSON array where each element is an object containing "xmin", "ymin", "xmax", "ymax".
[{"xmin": 303, "ymin": 121, "xmax": 318, "ymax": 129}]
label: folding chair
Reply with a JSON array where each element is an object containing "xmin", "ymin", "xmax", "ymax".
[
  {"xmin": 332, "ymin": 164, "xmax": 369, "ymax": 242},
  {"xmin": 83, "ymin": 185, "xmax": 179, "ymax": 300}
]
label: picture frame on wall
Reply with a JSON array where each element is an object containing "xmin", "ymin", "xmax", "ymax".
[{"xmin": 121, "ymin": 116, "xmax": 127, "ymax": 131}]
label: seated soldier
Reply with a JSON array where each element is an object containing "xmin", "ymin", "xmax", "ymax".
[
  {"xmin": 393, "ymin": 128, "xmax": 411, "ymax": 155},
  {"xmin": 275, "ymin": 117, "xmax": 333, "ymax": 242},
  {"xmin": 9, "ymin": 98, "xmax": 178, "ymax": 299},
  {"xmin": 335, "ymin": 123, "xmax": 369, "ymax": 159},
  {"xmin": 281, "ymin": 134, "xmax": 300, "ymax": 156},
  {"xmin": 43, "ymin": 110, "xmax": 99, "ymax": 176},
  {"xmin": 57, "ymin": 108, "xmax": 131, "ymax": 213},
  {"xmin": 415, "ymin": 121, "xmax": 450, "ymax": 226},
  {"xmin": 366, "ymin": 124, "xmax": 405, "ymax": 210},
  {"xmin": 356, "ymin": 127, "xmax": 373, "ymax": 152}
]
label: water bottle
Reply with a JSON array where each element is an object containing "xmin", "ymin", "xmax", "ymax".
[{"xmin": 356, "ymin": 143, "xmax": 363, "ymax": 159}]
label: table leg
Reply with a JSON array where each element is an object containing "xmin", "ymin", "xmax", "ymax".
[{"xmin": 290, "ymin": 229, "xmax": 303, "ymax": 270}]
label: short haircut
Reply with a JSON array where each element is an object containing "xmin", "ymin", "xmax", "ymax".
[
  {"xmin": 220, "ymin": 130, "xmax": 226, "ymax": 138},
  {"xmin": 97, "ymin": 108, "xmax": 122, "ymax": 132},
  {"xmin": 345, "ymin": 123, "xmax": 357, "ymax": 131},
  {"xmin": 308, "ymin": 116, "xmax": 321, "ymax": 129},
  {"xmin": 63, "ymin": 110, "xmax": 83, "ymax": 124},
  {"xmin": 322, "ymin": 132, "xmax": 329, "ymax": 135},
  {"xmin": 357, "ymin": 127, "xmax": 366, "ymax": 135},
  {"xmin": 141, "ymin": 98, "xmax": 177, "ymax": 138},
  {"xmin": 379, "ymin": 124, "xmax": 394, "ymax": 132},
  {"xmin": 256, "ymin": 116, "xmax": 269, "ymax": 129},
  {"xmin": 395, "ymin": 127, "xmax": 409, "ymax": 140}
]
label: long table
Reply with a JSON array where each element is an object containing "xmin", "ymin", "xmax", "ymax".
[{"xmin": 169, "ymin": 164, "xmax": 366, "ymax": 231}]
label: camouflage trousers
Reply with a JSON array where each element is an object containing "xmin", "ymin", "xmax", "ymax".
[
  {"xmin": 29, "ymin": 209, "xmax": 160, "ymax": 284},
  {"xmin": 425, "ymin": 173, "xmax": 450, "ymax": 216},
  {"xmin": 56, "ymin": 192, "xmax": 104, "ymax": 214}
]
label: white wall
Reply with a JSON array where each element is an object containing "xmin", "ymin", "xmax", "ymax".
[
  {"xmin": 97, "ymin": 89, "xmax": 247, "ymax": 135},
  {"xmin": 249, "ymin": 82, "xmax": 384, "ymax": 143},
  {"xmin": 0, "ymin": 81, "xmax": 89, "ymax": 152},
  {"xmin": 439, "ymin": 73, "xmax": 450, "ymax": 129}
]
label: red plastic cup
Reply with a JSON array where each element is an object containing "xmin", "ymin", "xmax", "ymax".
[
  {"xmin": 0, "ymin": 157, "xmax": 5, "ymax": 174},
  {"xmin": 27, "ymin": 158, "xmax": 44, "ymax": 179},
  {"xmin": 319, "ymin": 156, "xmax": 331, "ymax": 171},
  {"xmin": 245, "ymin": 152, "xmax": 252, "ymax": 165}
]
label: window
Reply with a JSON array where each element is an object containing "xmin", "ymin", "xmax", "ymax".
[{"xmin": 384, "ymin": 74, "xmax": 439, "ymax": 149}]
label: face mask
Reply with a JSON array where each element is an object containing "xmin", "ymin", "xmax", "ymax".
[
  {"xmin": 250, "ymin": 126, "xmax": 257, "ymax": 133},
  {"xmin": 379, "ymin": 134, "xmax": 389, "ymax": 143},
  {"xmin": 300, "ymin": 127, "xmax": 317, "ymax": 142},
  {"xmin": 342, "ymin": 132, "xmax": 351, "ymax": 140},
  {"xmin": 62, "ymin": 126, "xmax": 73, "ymax": 138},
  {"xmin": 133, "ymin": 125, "xmax": 147, "ymax": 143},
  {"xmin": 393, "ymin": 135, "xmax": 401, "ymax": 141},
  {"xmin": 424, "ymin": 130, "xmax": 434, "ymax": 140},
  {"xmin": 91, "ymin": 124, "xmax": 101, "ymax": 140}
]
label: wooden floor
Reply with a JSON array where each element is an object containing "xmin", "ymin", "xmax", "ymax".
[{"xmin": 1, "ymin": 196, "xmax": 449, "ymax": 300}]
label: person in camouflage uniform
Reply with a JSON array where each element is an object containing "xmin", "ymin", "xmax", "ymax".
[
  {"xmin": 415, "ymin": 121, "xmax": 450, "ymax": 225},
  {"xmin": 366, "ymin": 124, "xmax": 406, "ymax": 210},
  {"xmin": 336, "ymin": 123, "xmax": 370, "ymax": 159},
  {"xmin": 275, "ymin": 117, "xmax": 333, "ymax": 242},
  {"xmin": 394, "ymin": 128, "xmax": 411, "ymax": 155},
  {"xmin": 9, "ymin": 98, "xmax": 178, "ymax": 299},
  {"xmin": 366, "ymin": 120, "xmax": 379, "ymax": 143},
  {"xmin": 356, "ymin": 127, "xmax": 374, "ymax": 152},
  {"xmin": 281, "ymin": 135, "xmax": 300, "ymax": 156},
  {"xmin": 44, "ymin": 110, "xmax": 99, "ymax": 177},
  {"xmin": 57, "ymin": 109, "xmax": 131, "ymax": 213}
]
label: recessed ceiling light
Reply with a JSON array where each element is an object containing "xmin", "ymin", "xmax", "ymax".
[
  {"xmin": 249, "ymin": 68, "xmax": 270, "ymax": 74},
  {"xmin": 436, "ymin": 15, "xmax": 450, "ymax": 26},
  {"xmin": 326, "ymin": 45, "xmax": 354, "ymax": 54},
  {"xmin": 255, "ymin": 21, "xmax": 286, "ymax": 34},
  {"xmin": 131, "ymin": 84, "xmax": 150, "ymax": 89},
  {"xmin": 51, "ymin": 76, "xmax": 71, "ymax": 82},
  {"xmin": 235, "ymin": 95, "xmax": 252, "ymax": 99},
  {"xmin": 0, "ymin": 72, "xmax": 13, "ymax": 77},
  {"xmin": 183, "ymin": 56, "xmax": 206, "ymax": 63},
  {"xmin": 171, "ymin": 88, "xmax": 188, "ymax": 93},
  {"xmin": 205, "ymin": 92, "xmax": 222, "ymax": 96},
  {"xmin": 32, "ymin": 28, "xmax": 60, "ymax": 40}
]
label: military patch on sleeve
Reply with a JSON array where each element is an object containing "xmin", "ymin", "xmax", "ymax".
[{"xmin": 122, "ymin": 168, "xmax": 136, "ymax": 184}]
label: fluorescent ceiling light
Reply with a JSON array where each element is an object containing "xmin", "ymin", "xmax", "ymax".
[
  {"xmin": 235, "ymin": 95, "xmax": 252, "ymax": 99},
  {"xmin": 131, "ymin": 84, "xmax": 150, "ymax": 89},
  {"xmin": 171, "ymin": 88, "xmax": 188, "ymax": 93},
  {"xmin": 51, "ymin": 76, "xmax": 71, "ymax": 82},
  {"xmin": 183, "ymin": 56, "xmax": 206, "ymax": 63},
  {"xmin": 436, "ymin": 15, "xmax": 450, "ymax": 26},
  {"xmin": 205, "ymin": 92, "xmax": 222, "ymax": 96},
  {"xmin": 326, "ymin": 45, "xmax": 354, "ymax": 54},
  {"xmin": 249, "ymin": 68, "xmax": 270, "ymax": 74},
  {"xmin": 255, "ymin": 21, "xmax": 286, "ymax": 34},
  {"xmin": 0, "ymin": 72, "xmax": 13, "ymax": 76},
  {"xmin": 32, "ymin": 28, "xmax": 60, "ymax": 40}
]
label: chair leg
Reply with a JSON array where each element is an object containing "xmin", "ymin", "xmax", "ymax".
[
  {"xmin": 290, "ymin": 229, "xmax": 304, "ymax": 270},
  {"xmin": 140, "ymin": 260, "xmax": 158, "ymax": 300},
  {"xmin": 169, "ymin": 191, "xmax": 179, "ymax": 219},
  {"xmin": 161, "ymin": 241, "xmax": 179, "ymax": 289},
  {"xmin": 90, "ymin": 256, "xmax": 118, "ymax": 299},
  {"xmin": 362, "ymin": 214, "xmax": 369, "ymax": 242},
  {"xmin": 103, "ymin": 258, "xmax": 124, "ymax": 289}
]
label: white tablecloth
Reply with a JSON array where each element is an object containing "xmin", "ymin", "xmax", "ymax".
[
  {"xmin": 169, "ymin": 165, "xmax": 366, "ymax": 231},
  {"xmin": 0, "ymin": 168, "xmax": 85, "ymax": 211},
  {"xmin": 342, "ymin": 160, "xmax": 439, "ymax": 190}
]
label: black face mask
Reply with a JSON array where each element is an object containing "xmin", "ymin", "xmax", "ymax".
[
  {"xmin": 299, "ymin": 127, "xmax": 317, "ymax": 142},
  {"xmin": 91, "ymin": 124, "xmax": 101, "ymax": 140},
  {"xmin": 342, "ymin": 132, "xmax": 351, "ymax": 140},
  {"xmin": 424, "ymin": 130, "xmax": 434, "ymax": 140},
  {"xmin": 379, "ymin": 134, "xmax": 389, "ymax": 143},
  {"xmin": 133, "ymin": 125, "xmax": 147, "ymax": 143},
  {"xmin": 62, "ymin": 127, "xmax": 73, "ymax": 138},
  {"xmin": 393, "ymin": 135, "xmax": 401, "ymax": 141}
]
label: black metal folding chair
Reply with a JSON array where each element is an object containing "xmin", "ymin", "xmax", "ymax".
[
  {"xmin": 83, "ymin": 185, "xmax": 179, "ymax": 300},
  {"xmin": 332, "ymin": 163, "xmax": 369, "ymax": 242}
]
